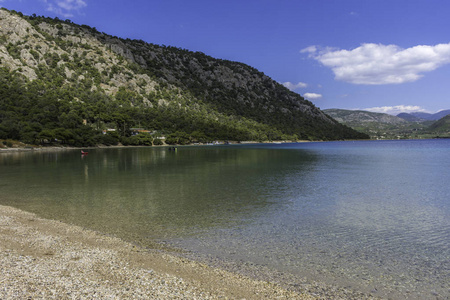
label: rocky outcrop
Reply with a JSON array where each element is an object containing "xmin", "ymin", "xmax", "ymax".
[
  {"xmin": 0, "ymin": 9, "xmax": 159, "ymax": 100},
  {"xmin": 0, "ymin": 10, "xmax": 38, "ymax": 80},
  {"xmin": 0, "ymin": 10, "xmax": 34, "ymax": 43}
]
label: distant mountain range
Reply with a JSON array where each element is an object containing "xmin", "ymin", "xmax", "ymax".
[
  {"xmin": 397, "ymin": 110, "xmax": 450, "ymax": 121},
  {"xmin": 324, "ymin": 109, "xmax": 407, "ymax": 125},
  {"xmin": 396, "ymin": 113, "xmax": 425, "ymax": 122},
  {"xmin": 324, "ymin": 109, "xmax": 450, "ymax": 139}
]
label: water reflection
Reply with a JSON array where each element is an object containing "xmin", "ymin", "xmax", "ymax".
[{"xmin": 0, "ymin": 147, "xmax": 318, "ymax": 245}]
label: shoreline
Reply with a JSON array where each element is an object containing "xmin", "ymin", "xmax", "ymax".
[
  {"xmin": 0, "ymin": 143, "xmax": 288, "ymax": 154},
  {"xmin": 2, "ymin": 137, "xmax": 445, "ymax": 154},
  {"xmin": 0, "ymin": 204, "xmax": 379, "ymax": 299},
  {"xmin": 0, "ymin": 204, "xmax": 308, "ymax": 299},
  {"xmin": 0, "ymin": 139, "xmax": 315, "ymax": 153}
]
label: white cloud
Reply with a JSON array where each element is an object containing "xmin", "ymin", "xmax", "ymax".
[
  {"xmin": 282, "ymin": 81, "xmax": 307, "ymax": 91},
  {"xmin": 303, "ymin": 43, "xmax": 450, "ymax": 85},
  {"xmin": 300, "ymin": 45, "xmax": 317, "ymax": 54},
  {"xmin": 43, "ymin": 0, "xmax": 87, "ymax": 17},
  {"xmin": 303, "ymin": 93, "xmax": 322, "ymax": 100},
  {"xmin": 363, "ymin": 105, "xmax": 429, "ymax": 115}
]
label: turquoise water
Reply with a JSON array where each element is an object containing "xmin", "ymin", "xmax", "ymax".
[{"xmin": 1, "ymin": 140, "xmax": 449, "ymax": 299}]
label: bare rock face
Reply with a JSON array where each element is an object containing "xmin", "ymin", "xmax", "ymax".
[
  {"xmin": 20, "ymin": 49, "xmax": 38, "ymax": 67},
  {"xmin": 0, "ymin": 10, "xmax": 38, "ymax": 80},
  {"xmin": 0, "ymin": 10, "xmax": 34, "ymax": 42},
  {"xmin": 0, "ymin": 9, "xmax": 159, "ymax": 98},
  {"xmin": 109, "ymin": 41, "xmax": 136, "ymax": 63}
]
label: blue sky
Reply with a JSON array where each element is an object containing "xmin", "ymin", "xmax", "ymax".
[{"xmin": 2, "ymin": 0, "xmax": 450, "ymax": 114}]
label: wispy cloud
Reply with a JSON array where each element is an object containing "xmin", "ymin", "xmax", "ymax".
[
  {"xmin": 303, "ymin": 43, "xmax": 450, "ymax": 85},
  {"xmin": 300, "ymin": 45, "xmax": 321, "ymax": 55},
  {"xmin": 363, "ymin": 105, "xmax": 429, "ymax": 115},
  {"xmin": 303, "ymin": 93, "xmax": 322, "ymax": 100},
  {"xmin": 42, "ymin": 0, "xmax": 87, "ymax": 18},
  {"xmin": 282, "ymin": 81, "xmax": 307, "ymax": 91}
]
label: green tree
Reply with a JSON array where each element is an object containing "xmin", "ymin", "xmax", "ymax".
[{"xmin": 38, "ymin": 129, "xmax": 55, "ymax": 144}]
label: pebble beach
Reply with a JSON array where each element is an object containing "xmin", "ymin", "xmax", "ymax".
[
  {"xmin": 0, "ymin": 204, "xmax": 385, "ymax": 299},
  {"xmin": 0, "ymin": 204, "xmax": 316, "ymax": 299}
]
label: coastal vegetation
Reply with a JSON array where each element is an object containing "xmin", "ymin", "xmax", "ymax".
[{"xmin": 0, "ymin": 8, "xmax": 368, "ymax": 147}]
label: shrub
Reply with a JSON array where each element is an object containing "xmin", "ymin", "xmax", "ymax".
[
  {"xmin": 98, "ymin": 133, "xmax": 119, "ymax": 146},
  {"xmin": 153, "ymin": 138, "xmax": 163, "ymax": 146}
]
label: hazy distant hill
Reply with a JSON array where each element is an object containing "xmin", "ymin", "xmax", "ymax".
[
  {"xmin": 397, "ymin": 110, "xmax": 450, "ymax": 121},
  {"xmin": 325, "ymin": 108, "xmax": 450, "ymax": 139},
  {"xmin": 396, "ymin": 113, "xmax": 425, "ymax": 122},
  {"xmin": 324, "ymin": 109, "xmax": 431, "ymax": 139},
  {"xmin": 430, "ymin": 109, "xmax": 450, "ymax": 120},
  {"xmin": 323, "ymin": 109, "xmax": 407, "ymax": 127},
  {"xmin": 0, "ymin": 8, "xmax": 367, "ymax": 147}
]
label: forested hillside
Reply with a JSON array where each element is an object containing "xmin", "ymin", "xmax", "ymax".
[
  {"xmin": 0, "ymin": 8, "xmax": 368, "ymax": 147},
  {"xmin": 428, "ymin": 115, "xmax": 450, "ymax": 134}
]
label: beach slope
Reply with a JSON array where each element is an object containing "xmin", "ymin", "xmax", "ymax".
[{"xmin": 0, "ymin": 205, "xmax": 312, "ymax": 299}]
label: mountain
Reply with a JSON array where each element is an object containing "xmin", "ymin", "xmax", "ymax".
[
  {"xmin": 0, "ymin": 8, "xmax": 367, "ymax": 147},
  {"xmin": 325, "ymin": 108, "xmax": 450, "ymax": 139},
  {"xmin": 409, "ymin": 112, "xmax": 435, "ymax": 120},
  {"xmin": 324, "ymin": 109, "xmax": 407, "ymax": 125},
  {"xmin": 428, "ymin": 115, "xmax": 450, "ymax": 133},
  {"xmin": 431, "ymin": 109, "xmax": 450, "ymax": 120},
  {"xmin": 396, "ymin": 113, "xmax": 426, "ymax": 122},
  {"xmin": 397, "ymin": 110, "xmax": 450, "ymax": 121},
  {"xmin": 324, "ymin": 109, "xmax": 431, "ymax": 139}
]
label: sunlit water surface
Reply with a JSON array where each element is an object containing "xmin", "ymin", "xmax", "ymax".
[{"xmin": 1, "ymin": 140, "xmax": 449, "ymax": 299}]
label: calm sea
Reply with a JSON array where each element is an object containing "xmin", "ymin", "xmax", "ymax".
[{"xmin": 1, "ymin": 140, "xmax": 449, "ymax": 299}]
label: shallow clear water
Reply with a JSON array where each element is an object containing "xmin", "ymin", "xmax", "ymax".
[{"xmin": 1, "ymin": 140, "xmax": 449, "ymax": 299}]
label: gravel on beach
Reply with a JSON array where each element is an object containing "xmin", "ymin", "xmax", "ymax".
[
  {"xmin": 0, "ymin": 204, "xmax": 384, "ymax": 299},
  {"xmin": 0, "ymin": 205, "xmax": 317, "ymax": 299}
]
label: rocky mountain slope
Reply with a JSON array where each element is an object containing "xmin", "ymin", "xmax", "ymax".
[{"xmin": 0, "ymin": 8, "xmax": 367, "ymax": 146}]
